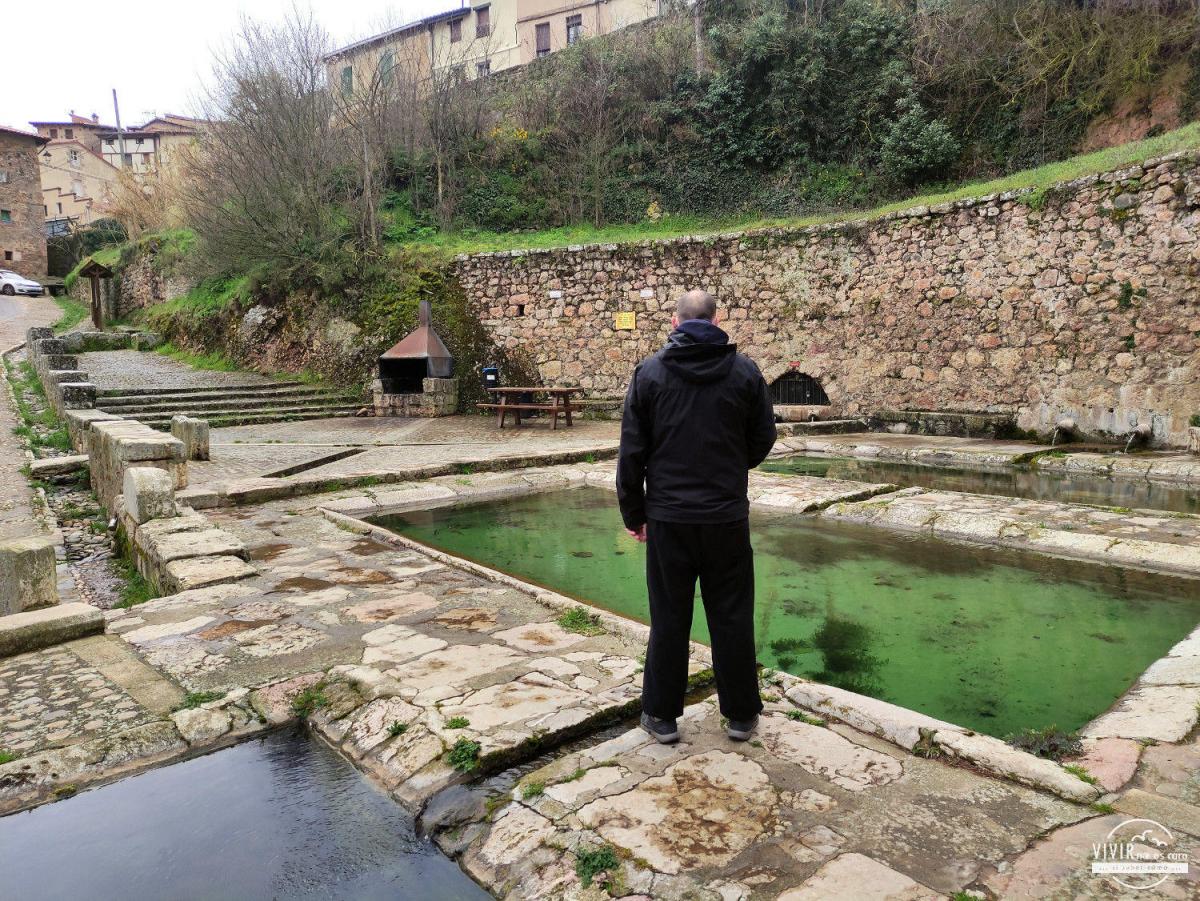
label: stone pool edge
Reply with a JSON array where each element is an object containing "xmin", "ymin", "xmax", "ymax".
[
  {"xmin": 775, "ymin": 436, "xmax": 1200, "ymax": 486},
  {"xmin": 314, "ymin": 468, "xmax": 1144, "ymax": 806}
]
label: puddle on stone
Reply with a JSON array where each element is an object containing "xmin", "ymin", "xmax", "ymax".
[
  {"xmin": 374, "ymin": 488, "xmax": 1200, "ymax": 737},
  {"xmin": 0, "ymin": 726, "xmax": 487, "ymax": 901},
  {"xmin": 760, "ymin": 454, "xmax": 1200, "ymax": 515},
  {"xmin": 349, "ymin": 537, "xmax": 394, "ymax": 556},
  {"xmin": 271, "ymin": 576, "xmax": 339, "ymax": 592},
  {"xmin": 248, "ymin": 541, "xmax": 293, "ymax": 561}
]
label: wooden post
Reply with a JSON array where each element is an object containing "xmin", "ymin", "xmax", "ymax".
[{"xmin": 89, "ymin": 274, "xmax": 104, "ymax": 330}]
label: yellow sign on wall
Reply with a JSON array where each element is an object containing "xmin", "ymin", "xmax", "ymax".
[{"xmin": 614, "ymin": 312, "xmax": 636, "ymax": 330}]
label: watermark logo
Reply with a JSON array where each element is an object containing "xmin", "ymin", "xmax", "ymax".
[{"xmin": 1092, "ymin": 818, "xmax": 1190, "ymax": 891}]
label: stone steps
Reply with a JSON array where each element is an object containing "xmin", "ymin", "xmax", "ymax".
[
  {"xmin": 96, "ymin": 381, "xmax": 308, "ymax": 398},
  {"xmin": 95, "ymin": 381, "xmax": 366, "ymax": 430},
  {"xmin": 98, "ymin": 391, "xmax": 362, "ymax": 416},
  {"xmin": 135, "ymin": 405, "xmax": 365, "ymax": 431}
]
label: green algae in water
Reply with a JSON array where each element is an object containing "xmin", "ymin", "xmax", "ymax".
[
  {"xmin": 374, "ymin": 488, "xmax": 1200, "ymax": 737},
  {"xmin": 758, "ymin": 454, "xmax": 1200, "ymax": 515}
]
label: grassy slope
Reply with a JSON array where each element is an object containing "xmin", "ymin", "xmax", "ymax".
[
  {"xmin": 51, "ymin": 295, "xmax": 89, "ymax": 333},
  {"xmin": 404, "ymin": 121, "xmax": 1200, "ymax": 256}
]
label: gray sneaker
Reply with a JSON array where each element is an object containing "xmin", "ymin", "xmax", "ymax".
[
  {"xmin": 640, "ymin": 712, "xmax": 679, "ymax": 744},
  {"xmin": 726, "ymin": 714, "xmax": 759, "ymax": 741}
]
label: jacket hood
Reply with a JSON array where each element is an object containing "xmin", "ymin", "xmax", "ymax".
[{"xmin": 660, "ymin": 319, "xmax": 737, "ymax": 384}]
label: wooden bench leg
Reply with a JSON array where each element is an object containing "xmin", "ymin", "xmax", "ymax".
[
  {"xmin": 496, "ymin": 397, "xmax": 507, "ymax": 428},
  {"xmin": 564, "ymin": 400, "xmax": 574, "ymax": 427}
]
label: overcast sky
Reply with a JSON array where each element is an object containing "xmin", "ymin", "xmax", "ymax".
[{"xmin": 2, "ymin": 0, "xmax": 460, "ymax": 131}]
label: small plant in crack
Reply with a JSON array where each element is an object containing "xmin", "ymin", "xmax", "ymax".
[
  {"xmin": 388, "ymin": 721, "xmax": 408, "ymax": 737},
  {"xmin": 913, "ymin": 729, "xmax": 942, "ymax": 759},
  {"xmin": 1005, "ymin": 726, "xmax": 1082, "ymax": 761},
  {"xmin": 785, "ymin": 709, "xmax": 824, "ymax": 727},
  {"xmin": 291, "ymin": 684, "xmax": 330, "ymax": 719},
  {"xmin": 1063, "ymin": 763, "xmax": 1098, "ymax": 785},
  {"xmin": 557, "ymin": 606, "xmax": 605, "ymax": 636},
  {"xmin": 575, "ymin": 844, "xmax": 620, "ymax": 889},
  {"xmin": 174, "ymin": 690, "xmax": 226, "ymax": 711},
  {"xmin": 445, "ymin": 716, "xmax": 470, "ymax": 729},
  {"xmin": 521, "ymin": 780, "xmax": 545, "ymax": 800},
  {"xmin": 447, "ymin": 738, "xmax": 482, "ymax": 772}
]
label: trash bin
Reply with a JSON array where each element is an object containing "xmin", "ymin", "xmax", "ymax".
[{"xmin": 482, "ymin": 365, "xmax": 500, "ymax": 390}]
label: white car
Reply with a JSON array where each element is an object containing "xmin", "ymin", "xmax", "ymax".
[{"xmin": 0, "ymin": 269, "xmax": 44, "ymax": 296}]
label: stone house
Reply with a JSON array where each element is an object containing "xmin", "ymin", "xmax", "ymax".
[
  {"xmin": 97, "ymin": 114, "xmax": 205, "ymax": 174},
  {"xmin": 326, "ymin": 0, "xmax": 660, "ymax": 91},
  {"xmin": 0, "ymin": 126, "xmax": 49, "ymax": 279},
  {"xmin": 37, "ymin": 139, "xmax": 118, "ymax": 228}
]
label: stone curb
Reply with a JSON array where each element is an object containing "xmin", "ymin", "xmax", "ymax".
[
  {"xmin": 0, "ymin": 603, "xmax": 104, "ymax": 658},
  {"xmin": 776, "ymin": 678, "xmax": 1101, "ymax": 805}
]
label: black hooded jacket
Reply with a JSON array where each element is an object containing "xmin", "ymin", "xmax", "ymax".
[{"xmin": 616, "ymin": 320, "xmax": 778, "ymax": 529}]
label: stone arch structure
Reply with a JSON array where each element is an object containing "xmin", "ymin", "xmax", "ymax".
[{"xmin": 767, "ymin": 370, "xmax": 830, "ymax": 406}]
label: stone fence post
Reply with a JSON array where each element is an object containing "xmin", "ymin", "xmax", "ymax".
[
  {"xmin": 88, "ymin": 420, "xmax": 188, "ymax": 515},
  {"xmin": 0, "ymin": 536, "xmax": 57, "ymax": 616}
]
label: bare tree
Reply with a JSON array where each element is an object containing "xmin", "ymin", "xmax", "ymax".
[{"xmin": 178, "ymin": 10, "xmax": 353, "ymax": 283}]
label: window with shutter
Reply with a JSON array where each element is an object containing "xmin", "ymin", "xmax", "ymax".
[{"xmin": 536, "ymin": 22, "xmax": 550, "ymax": 56}]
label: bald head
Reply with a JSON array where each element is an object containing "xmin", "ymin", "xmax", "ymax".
[{"xmin": 676, "ymin": 289, "xmax": 718, "ymax": 322}]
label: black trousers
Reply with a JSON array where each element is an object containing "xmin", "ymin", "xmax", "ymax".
[{"xmin": 642, "ymin": 518, "xmax": 762, "ymax": 722}]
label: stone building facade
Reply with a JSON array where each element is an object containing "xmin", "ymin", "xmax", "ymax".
[
  {"xmin": 0, "ymin": 127, "xmax": 49, "ymax": 280},
  {"xmin": 455, "ymin": 151, "xmax": 1200, "ymax": 447}
]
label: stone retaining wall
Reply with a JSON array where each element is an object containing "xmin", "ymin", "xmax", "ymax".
[
  {"xmin": 71, "ymin": 249, "xmax": 190, "ymax": 322},
  {"xmin": 116, "ymin": 466, "xmax": 255, "ymax": 595},
  {"xmin": 455, "ymin": 151, "xmax": 1200, "ymax": 447}
]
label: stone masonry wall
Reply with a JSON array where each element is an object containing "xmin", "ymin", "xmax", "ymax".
[
  {"xmin": 455, "ymin": 151, "xmax": 1200, "ymax": 446},
  {"xmin": 0, "ymin": 132, "xmax": 49, "ymax": 280},
  {"xmin": 71, "ymin": 247, "xmax": 191, "ymax": 322}
]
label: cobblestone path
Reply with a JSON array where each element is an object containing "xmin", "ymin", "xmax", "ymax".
[{"xmin": 0, "ymin": 294, "xmax": 59, "ymax": 542}]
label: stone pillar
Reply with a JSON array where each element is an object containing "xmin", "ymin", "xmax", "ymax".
[
  {"xmin": 123, "ymin": 467, "xmax": 178, "ymax": 524},
  {"xmin": 57, "ymin": 382, "xmax": 97, "ymax": 411},
  {"xmin": 25, "ymin": 326, "xmax": 53, "ymax": 346},
  {"xmin": 89, "ymin": 420, "xmax": 187, "ymax": 514},
  {"xmin": 0, "ymin": 536, "xmax": 58, "ymax": 616},
  {"xmin": 171, "ymin": 415, "xmax": 211, "ymax": 461}
]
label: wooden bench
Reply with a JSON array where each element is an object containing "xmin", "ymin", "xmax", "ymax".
[{"xmin": 477, "ymin": 387, "xmax": 582, "ymax": 429}]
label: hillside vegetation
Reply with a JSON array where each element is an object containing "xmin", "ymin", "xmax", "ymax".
[{"xmin": 79, "ymin": 0, "xmax": 1199, "ymax": 386}]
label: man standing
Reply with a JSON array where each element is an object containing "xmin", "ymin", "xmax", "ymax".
[{"xmin": 617, "ymin": 289, "xmax": 778, "ymax": 744}]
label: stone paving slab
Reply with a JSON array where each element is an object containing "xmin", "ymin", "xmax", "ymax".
[
  {"xmin": 436, "ymin": 696, "xmax": 1088, "ymax": 899},
  {"xmin": 820, "ymin": 487, "xmax": 1200, "ymax": 576},
  {"xmin": 980, "ymin": 813, "xmax": 1200, "ymax": 899}
]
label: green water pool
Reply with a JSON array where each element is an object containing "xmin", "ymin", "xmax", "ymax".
[
  {"xmin": 758, "ymin": 455, "xmax": 1200, "ymax": 515},
  {"xmin": 374, "ymin": 488, "xmax": 1200, "ymax": 737}
]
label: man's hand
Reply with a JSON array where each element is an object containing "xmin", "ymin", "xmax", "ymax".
[{"xmin": 625, "ymin": 524, "xmax": 647, "ymax": 543}]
